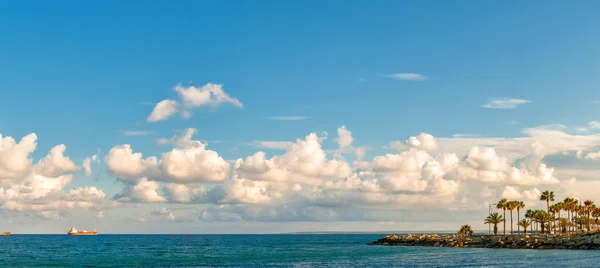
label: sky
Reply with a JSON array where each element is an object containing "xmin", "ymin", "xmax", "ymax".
[{"xmin": 1, "ymin": 0, "xmax": 600, "ymax": 233}]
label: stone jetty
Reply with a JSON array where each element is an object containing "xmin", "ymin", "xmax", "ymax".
[{"xmin": 367, "ymin": 232, "xmax": 600, "ymax": 250}]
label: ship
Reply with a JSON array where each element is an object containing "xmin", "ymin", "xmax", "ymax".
[
  {"xmin": 67, "ymin": 226, "xmax": 97, "ymax": 236},
  {"xmin": 0, "ymin": 232, "xmax": 10, "ymax": 236}
]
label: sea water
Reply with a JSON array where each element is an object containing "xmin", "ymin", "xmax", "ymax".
[{"xmin": 0, "ymin": 234, "xmax": 599, "ymax": 267}]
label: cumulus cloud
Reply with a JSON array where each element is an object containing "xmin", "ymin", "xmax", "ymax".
[
  {"xmin": 115, "ymin": 178, "xmax": 166, "ymax": 203},
  {"xmin": 251, "ymin": 141, "xmax": 294, "ymax": 150},
  {"xmin": 105, "ymin": 145, "xmax": 158, "ymax": 182},
  {"xmin": 234, "ymin": 132, "xmax": 352, "ymax": 185},
  {"xmin": 175, "ymin": 83, "xmax": 242, "ymax": 109},
  {"xmin": 147, "ymin": 83, "xmax": 242, "ymax": 122},
  {"xmin": 151, "ymin": 208, "xmax": 176, "ymax": 220},
  {"xmin": 0, "ymin": 133, "xmax": 37, "ymax": 179},
  {"xmin": 33, "ymin": 144, "xmax": 79, "ymax": 177},
  {"xmin": 335, "ymin": 125, "xmax": 354, "ymax": 148},
  {"xmin": 23, "ymin": 122, "xmax": 595, "ymax": 224},
  {"xmin": 106, "ymin": 129, "xmax": 229, "ymax": 205},
  {"xmin": 147, "ymin": 100, "xmax": 178, "ymax": 122},
  {"xmin": 82, "ymin": 155, "xmax": 99, "ymax": 176},
  {"xmin": 0, "ymin": 133, "xmax": 106, "ymax": 219},
  {"xmin": 482, "ymin": 98, "xmax": 531, "ymax": 109}
]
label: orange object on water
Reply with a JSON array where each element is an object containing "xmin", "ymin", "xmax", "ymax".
[
  {"xmin": 1, "ymin": 232, "xmax": 10, "ymax": 235},
  {"xmin": 67, "ymin": 226, "xmax": 97, "ymax": 236}
]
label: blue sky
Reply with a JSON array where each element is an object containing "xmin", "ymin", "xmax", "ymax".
[{"xmin": 2, "ymin": 1, "xmax": 600, "ymax": 233}]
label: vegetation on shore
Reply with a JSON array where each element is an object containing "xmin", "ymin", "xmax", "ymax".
[
  {"xmin": 369, "ymin": 190, "xmax": 600, "ymax": 250},
  {"xmin": 487, "ymin": 191, "xmax": 599, "ymax": 235}
]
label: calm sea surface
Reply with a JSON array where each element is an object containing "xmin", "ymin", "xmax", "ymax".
[{"xmin": 0, "ymin": 234, "xmax": 599, "ymax": 267}]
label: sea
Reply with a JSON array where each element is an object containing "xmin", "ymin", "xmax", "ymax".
[{"xmin": 1, "ymin": 234, "xmax": 599, "ymax": 267}]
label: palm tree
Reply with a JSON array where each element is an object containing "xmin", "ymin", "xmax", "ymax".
[
  {"xmin": 485, "ymin": 212, "xmax": 504, "ymax": 235},
  {"xmin": 574, "ymin": 216, "xmax": 585, "ymax": 233},
  {"xmin": 593, "ymin": 207, "xmax": 600, "ymax": 231},
  {"xmin": 558, "ymin": 217, "xmax": 568, "ymax": 234},
  {"xmin": 536, "ymin": 210, "xmax": 552, "ymax": 234},
  {"xmin": 518, "ymin": 219, "xmax": 531, "ymax": 234},
  {"xmin": 525, "ymin": 209, "xmax": 535, "ymax": 233},
  {"xmin": 458, "ymin": 224, "xmax": 473, "ymax": 237},
  {"xmin": 507, "ymin": 201, "xmax": 517, "ymax": 234},
  {"xmin": 563, "ymin": 197, "xmax": 575, "ymax": 232},
  {"xmin": 515, "ymin": 201, "xmax": 525, "ymax": 234},
  {"xmin": 540, "ymin": 190, "xmax": 554, "ymax": 230},
  {"xmin": 553, "ymin": 202, "xmax": 563, "ymax": 233},
  {"xmin": 584, "ymin": 200, "xmax": 594, "ymax": 231},
  {"xmin": 496, "ymin": 198, "xmax": 508, "ymax": 235}
]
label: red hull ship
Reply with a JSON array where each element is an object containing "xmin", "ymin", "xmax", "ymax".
[{"xmin": 67, "ymin": 226, "xmax": 97, "ymax": 236}]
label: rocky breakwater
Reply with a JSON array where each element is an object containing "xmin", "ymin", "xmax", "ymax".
[{"xmin": 367, "ymin": 233, "xmax": 600, "ymax": 250}]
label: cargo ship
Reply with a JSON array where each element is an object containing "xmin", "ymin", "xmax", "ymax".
[
  {"xmin": 0, "ymin": 232, "xmax": 10, "ymax": 236},
  {"xmin": 67, "ymin": 226, "xmax": 97, "ymax": 236}
]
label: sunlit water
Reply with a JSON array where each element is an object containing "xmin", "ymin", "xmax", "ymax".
[{"xmin": 1, "ymin": 234, "xmax": 599, "ymax": 267}]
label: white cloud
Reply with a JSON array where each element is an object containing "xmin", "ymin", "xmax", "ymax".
[
  {"xmin": 147, "ymin": 83, "xmax": 242, "ymax": 122},
  {"xmin": 147, "ymin": 99, "xmax": 178, "ymax": 122},
  {"xmin": 34, "ymin": 144, "xmax": 79, "ymax": 178},
  {"xmin": 266, "ymin": 116, "xmax": 309, "ymax": 121},
  {"xmin": 175, "ymin": 83, "xmax": 242, "ymax": 109},
  {"xmin": 115, "ymin": 178, "xmax": 166, "ymax": 203},
  {"xmin": 452, "ymin": 134, "xmax": 480, "ymax": 138},
  {"xmin": 251, "ymin": 141, "xmax": 294, "ymax": 150},
  {"xmin": 335, "ymin": 125, "xmax": 354, "ymax": 148},
  {"xmin": 0, "ymin": 133, "xmax": 106, "ymax": 219},
  {"xmin": 121, "ymin": 130, "xmax": 154, "ymax": 136},
  {"xmin": 234, "ymin": 132, "xmax": 352, "ymax": 185},
  {"xmin": 384, "ymin": 73, "xmax": 427, "ymax": 81},
  {"xmin": 105, "ymin": 145, "xmax": 158, "ymax": 182},
  {"xmin": 481, "ymin": 98, "xmax": 531, "ymax": 109},
  {"xmin": 0, "ymin": 133, "xmax": 37, "ymax": 179},
  {"xmin": 157, "ymin": 128, "xmax": 199, "ymax": 147},
  {"xmin": 82, "ymin": 155, "xmax": 99, "ymax": 176},
  {"xmin": 151, "ymin": 208, "xmax": 176, "ymax": 220},
  {"xmin": 163, "ymin": 183, "xmax": 206, "ymax": 203}
]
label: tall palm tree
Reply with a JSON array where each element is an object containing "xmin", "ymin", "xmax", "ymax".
[
  {"xmin": 485, "ymin": 212, "xmax": 504, "ymax": 235},
  {"xmin": 584, "ymin": 200, "xmax": 594, "ymax": 231},
  {"xmin": 593, "ymin": 207, "xmax": 600, "ymax": 231},
  {"xmin": 497, "ymin": 198, "xmax": 508, "ymax": 235},
  {"xmin": 518, "ymin": 219, "xmax": 531, "ymax": 234},
  {"xmin": 507, "ymin": 201, "xmax": 517, "ymax": 234},
  {"xmin": 577, "ymin": 205, "xmax": 585, "ymax": 233},
  {"xmin": 525, "ymin": 209, "xmax": 535, "ymax": 233},
  {"xmin": 553, "ymin": 202, "xmax": 564, "ymax": 233},
  {"xmin": 516, "ymin": 201, "xmax": 525, "ymax": 234},
  {"xmin": 540, "ymin": 190, "xmax": 554, "ymax": 230},
  {"xmin": 564, "ymin": 197, "xmax": 575, "ymax": 232}
]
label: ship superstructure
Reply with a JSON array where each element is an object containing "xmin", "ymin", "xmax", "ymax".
[{"xmin": 67, "ymin": 226, "xmax": 97, "ymax": 236}]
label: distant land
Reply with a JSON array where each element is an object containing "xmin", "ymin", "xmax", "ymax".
[{"xmin": 283, "ymin": 230, "xmax": 473, "ymax": 235}]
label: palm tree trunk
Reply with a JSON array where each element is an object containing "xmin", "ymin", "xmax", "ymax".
[
  {"xmin": 503, "ymin": 209, "xmax": 506, "ymax": 235},
  {"xmin": 510, "ymin": 210, "xmax": 514, "ymax": 234},
  {"xmin": 547, "ymin": 200, "xmax": 550, "ymax": 231},
  {"xmin": 568, "ymin": 210, "xmax": 571, "ymax": 233},
  {"xmin": 517, "ymin": 209, "xmax": 521, "ymax": 234},
  {"xmin": 587, "ymin": 210, "xmax": 591, "ymax": 231}
]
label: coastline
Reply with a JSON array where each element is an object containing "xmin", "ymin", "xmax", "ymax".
[{"xmin": 368, "ymin": 233, "xmax": 600, "ymax": 250}]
